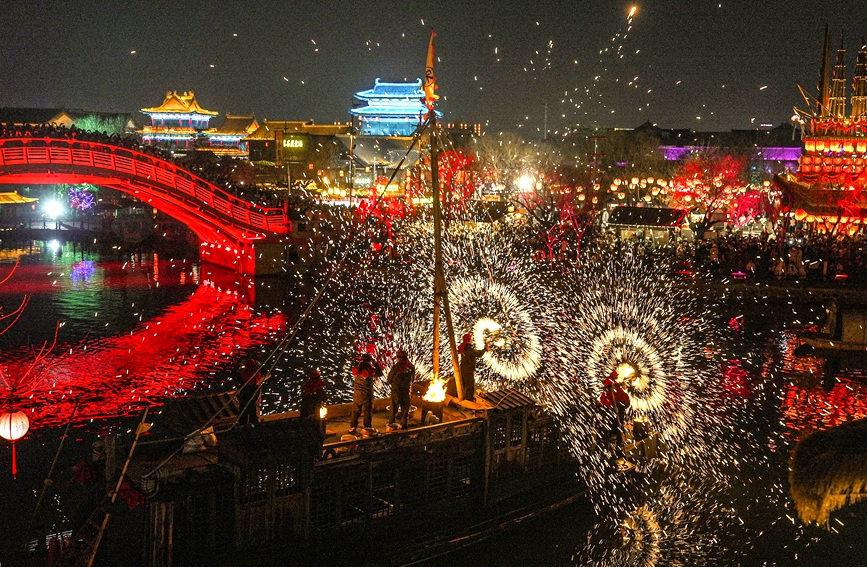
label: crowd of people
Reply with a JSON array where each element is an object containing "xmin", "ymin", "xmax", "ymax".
[{"xmin": 1, "ymin": 122, "xmax": 171, "ymax": 161}]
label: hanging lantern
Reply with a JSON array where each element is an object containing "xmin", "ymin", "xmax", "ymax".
[
  {"xmin": 643, "ymin": 194, "xmax": 652, "ymax": 202},
  {"xmin": 617, "ymin": 191, "xmax": 626, "ymax": 200},
  {"xmin": 578, "ymin": 193, "xmax": 586, "ymax": 201},
  {"xmin": 0, "ymin": 411, "xmax": 30, "ymax": 479},
  {"xmin": 794, "ymin": 209, "xmax": 807, "ymax": 221}
]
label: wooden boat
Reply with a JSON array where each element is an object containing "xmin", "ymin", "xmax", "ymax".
[
  {"xmin": 795, "ymin": 310, "xmax": 867, "ymax": 355},
  {"xmin": 46, "ymin": 35, "xmax": 583, "ymax": 567},
  {"xmin": 85, "ymin": 387, "xmax": 577, "ymax": 566}
]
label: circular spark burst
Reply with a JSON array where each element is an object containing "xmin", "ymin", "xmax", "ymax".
[
  {"xmin": 451, "ymin": 275, "xmax": 541, "ymax": 382},
  {"xmin": 587, "ymin": 327, "xmax": 668, "ymax": 413}
]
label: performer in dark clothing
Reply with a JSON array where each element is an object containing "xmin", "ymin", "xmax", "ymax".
[
  {"xmin": 458, "ymin": 333, "xmax": 489, "ymax": 401},
  {"xmin": 600, "ymin": 370, "xmax": 631, "ymax": 445},
  {"xmin": 237, "ymin": 359, "xmax": 269, "ymax": 425},
  {"xmin": 349, "ymin": 353, "xmax": 383, "ymax": 433},
  {"xmin": 387, "ymin": 350, "xmax": 416, "ymax": 429},
  {"xmin": 300, "ymin": 370, "xmax": 327, "ymax": 420}
]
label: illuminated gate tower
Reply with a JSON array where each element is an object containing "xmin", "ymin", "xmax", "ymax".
[
  {"xmin": 794, "ymin": 31, "xmax": 867, "ymax": 188},
  {"xmin": 350, "ymin": 78, "xmax": 441, "ymax": 137},
  {"xmin": 141, "ymin": 90, "xmax": 219, "ymax": 150}
]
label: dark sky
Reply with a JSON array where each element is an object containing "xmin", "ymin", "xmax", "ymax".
[{"xmin": 0, "ymin": 0, "xmax": 864, "ymax": 136}]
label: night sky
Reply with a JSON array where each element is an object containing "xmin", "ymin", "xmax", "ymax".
[{"xmin": 0, "ymin": 0, "xmax": 864, "ymax": 135}]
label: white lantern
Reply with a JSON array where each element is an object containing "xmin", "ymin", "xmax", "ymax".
[{"xmin": 0, "ymin": 411, "xmax": 30, "ymax": 479}]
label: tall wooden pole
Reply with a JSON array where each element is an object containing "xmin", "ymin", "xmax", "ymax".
[{"xmin": 430, "ymin": 115, "xmax": 463, "ymax": 397}]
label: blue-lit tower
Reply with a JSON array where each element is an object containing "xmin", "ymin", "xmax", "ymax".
[{"xmin": 350, "ymin": 78, "xmax": 441, "ymax": 137}]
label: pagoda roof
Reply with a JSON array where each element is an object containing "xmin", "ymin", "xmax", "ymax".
[
  {"xmin": 211, "ymin": 113, "xmax": 258, "ymax": 135},
  {"xmin": 244, "ymin": 120, "xmax": 352, "ymax": 140},
  {"xmin": 141, "ymin": 91, "xmax": 218, "ymax": 116},
  {"xmin": 354, "ymin": 78, "xmax": 424, "ymax": 100},
  {"xmin": 351, "ymin": 105, "xmax": 430, "ymax": 117},
  {"xmin": 0, "ymin": 191, "xmax": 38, "ymax": 205}
]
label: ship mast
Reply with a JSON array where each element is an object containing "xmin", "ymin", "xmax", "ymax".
[
  {"xmin": 828, "ymin": 31, "xmax": 848, "ymax": 119},
  {"xmin": 818, "ymin": 24, "xmax": 832, "ymax": 117},
  {"xmin": 425, "ymin": 31, "xmax": 463, "ymax": 397},
  {"xmin": 852, "ymin": 37, "xmax": 867, "ymax": 121}
]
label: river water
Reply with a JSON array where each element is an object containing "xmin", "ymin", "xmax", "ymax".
[{"xmin": 1, "ymin": 240, "xmax": 866, "ymax": 566}]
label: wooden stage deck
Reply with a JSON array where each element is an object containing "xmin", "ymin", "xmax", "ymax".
[{"xmin": 318, "ymin": 396, "xmax": 480, "ymax": 444}]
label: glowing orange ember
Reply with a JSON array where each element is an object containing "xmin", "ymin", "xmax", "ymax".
[
  {"xmin": 423, "ymin": 377, "xmax": 447, "ymax": 402},
  {"xmin": 319, "ymin": 406, "xmax": 328, "ymax": 419}
]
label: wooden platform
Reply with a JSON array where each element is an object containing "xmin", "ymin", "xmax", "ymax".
[{"xmin": 319, "ymin": 397, "xmax": 480, "ymax": 444}]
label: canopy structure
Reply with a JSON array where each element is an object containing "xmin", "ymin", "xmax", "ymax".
[
  {"xmin": 775, "ymin": 172, "xmax": 867, "ymax": 218},
  {"xmin": 0, "ymin": 191, "xmax": 37, "ymax": 205},
  {"xmin": 790, "ymin": 418, "xmax": 867, "ymax": 525},
  {"xmin": 606, "ymin": 206, "xmax": 687, "ymax": 228}
]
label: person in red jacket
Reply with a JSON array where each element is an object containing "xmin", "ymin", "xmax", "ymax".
[{"xmin": 600, "ymin": 370, "xmax": 631, "ymax": 444}]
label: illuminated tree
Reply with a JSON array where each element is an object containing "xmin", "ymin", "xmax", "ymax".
[
  {"xmin": 67, "ymin": 184, "xmax": 98, "ymax": 211},
  {"xmin": 72, "ymin": 114, "xmax": 128, "ymax": 136},
  {"xmin": 470, "ymin": 133, "xmax": 537, "ymax": 197},
  {"xmin": 512, "ymin": 167, "xmax": 595, "ymax": 263},
  {"xmin": 727, "ymin": 187, "xmax": 774, "ymax": 228},
  {"xmin": 406, "ymin": 149, "xmax": 479, "ymax": 221},
  {"xmin": 667, "ymin": 149, "xmax": 749, "ymax": 238}
]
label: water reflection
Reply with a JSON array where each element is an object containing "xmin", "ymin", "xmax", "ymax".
[{"xmin": 0, "ymin": 243, "xmax": 287, "ymax": 428}]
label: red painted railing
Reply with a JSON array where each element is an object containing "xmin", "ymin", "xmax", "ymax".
[{"xmin": 0, "ymin": 138, "xmax": 289, "ymax": 239}]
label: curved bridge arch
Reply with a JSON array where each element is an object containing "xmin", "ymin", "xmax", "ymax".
[{"xmin": 0, "ymin": 137, "xmax": 292, "ymax": 273}]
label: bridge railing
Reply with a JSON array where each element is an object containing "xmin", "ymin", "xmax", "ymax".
[{"xmin": 0, "ymin": 138, "xmax": 290, "ymax": 235}]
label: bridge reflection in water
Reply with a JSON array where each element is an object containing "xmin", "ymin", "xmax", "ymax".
[
  {"xmin": 0, "ymin": 257, "xmax": 287, "ymax": 429},
  {"xmin": 0, "ymin": 137, "xmax": 295, "ymax": 274}
]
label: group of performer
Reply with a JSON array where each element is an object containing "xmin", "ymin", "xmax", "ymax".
[{"xmin": 348, "ymin": 333, "xmax": 489, "ymax": 434}]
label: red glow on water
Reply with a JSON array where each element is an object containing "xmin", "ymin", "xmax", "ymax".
[
  {"xmin": 782, "ymin": 378, "xmax": 867, "ymax": 439},
  {"xmin": 721, "ymin": 359, "xmax": 752, "ymax": 398},
  {"xmin": 2, "ymin": 285, "xmax": 286, "ymax": 429}
]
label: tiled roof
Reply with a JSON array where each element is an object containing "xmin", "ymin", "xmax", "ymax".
[
  {"xmin": 244, "ymin": 120, "xmax": 351, "ymax": 140},
  {"xmin": 476, "ymin": 388, "xmax": 537, "ymax": 410},
  {"xmin": 141, "ymin": 90, "xmax": 218, "ymax": 116},
  {"xmin": 0, "ymin": 192, "xmax": 38, "ymax": 204},
  {"xmin": 212, "ymin": 113, "xmax": 258, "ymax": 134},
  {"xmin": 354, "ymin": 78, "xmax": 424, "ymax": 100}
]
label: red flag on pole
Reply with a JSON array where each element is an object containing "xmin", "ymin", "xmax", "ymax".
[{"xmin": 424, "ymin": 31, "xmax": 438, "ymax": 113}]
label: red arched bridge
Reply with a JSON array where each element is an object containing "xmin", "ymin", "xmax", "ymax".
[{"xmin": 0, "ymin": 137, "xmax": 292, "ymax": 274}]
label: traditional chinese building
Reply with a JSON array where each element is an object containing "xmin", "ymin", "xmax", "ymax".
[
  {"xmin": 140, "ymin": 91, "xmax": 219, "ymax": 150},
  {"xmin": 793, "ymin": 30, "xmax": 867, "ymax": 187},
  {"xmin": 244, "ymin": 120, "xmax": 353, "ymax": 189},
  {"xmin": 350, "ymin": 78, "xmax": 440, "ymax": 137},
  {"xmin": 778, "ymin": 29, "xmax": 867, "ymax": 226},
  {"xmin": 207, "ymin": 113, "xmax": 259, "ymax": 158}
]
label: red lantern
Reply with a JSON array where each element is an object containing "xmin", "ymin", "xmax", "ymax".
[{"xmin": 0, "ymin": 411, "xmax": 30, "ymax": 479}]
